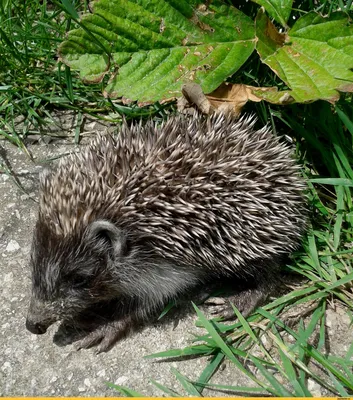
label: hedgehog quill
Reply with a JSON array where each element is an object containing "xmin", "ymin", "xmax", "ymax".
[{"xmin": 26, "ymin": 113, "xmax": 307, "ymax": 352}]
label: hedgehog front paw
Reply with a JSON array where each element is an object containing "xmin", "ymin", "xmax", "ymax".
[
  {"xmin": 53, "ymin": 322, "xmax": 89, "ymax": 346},
  {"xmin": 73, "ymin": 316, "xmax": 133, "ymax": 353}
]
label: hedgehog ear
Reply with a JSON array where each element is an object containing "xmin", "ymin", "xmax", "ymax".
[{"xmin": 86, "ymin": 220, "xmax": 127, "ymax": 258}]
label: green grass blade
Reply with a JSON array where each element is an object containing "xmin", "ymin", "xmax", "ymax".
[
  {"xmin": 170, "ymin": 367, "xmax": 201, "ymax": 396},
  {"xmin": 106, "ymin": 383, "xmax": 145, "ymax": 397},
  {"xmin": 327, "ymin": 371, "xmax": 350, "ymax": 397},
  {"xmin": 192, "ymin": 303, "xmax": 244, "ymax": 364},
  {"xmin": 310, "ymin": 178, "xmax": 353, "ymax": 186},
  {"xmin": 194, "ymin": 351, "xmax": 224, "ymax": 394},
  {"xmin": 335, "ymin": 105, "xmax": 353, "ymax": 137},
  {"xmin": 277, "ymin": 347, "xmax": 309, "ymax": 396},
  {"xmin": 157, "ymin": 300, "xmax": 176, "ymax": 320},
  {"xmin": 305, "ymin": 345, "xmax": 353, "ymax": 390},
  {"xmin": 59, "ymin": 0, "xmax": 79, "ymax": 19},
  {"xmin": 231, "ymin": 303, "xmax": 272, "ymax": 359},
  {"xmin": 192, "ymin": 303, "xmax": 274, "ymax": 394},
  {"xmin": 190, "ymin": 381, "xmax": 269, "ymax": 395},
  {"xmin": 333, "ymin": 185, "xmax": 345, "ymax": 250},
  {"xmin": 145, "ymin": 344, "xmax": 214, "ymax": 359},
  {"xmin": 249, "ymin": 355, "xmax": 294, "ymax": 396},
  {"xmin": 150, "ymin": 379, "xmax": 182, "ymax": 397}
]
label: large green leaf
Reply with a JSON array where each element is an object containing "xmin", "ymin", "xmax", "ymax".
[
  {"xmin": 59, "ymin": 0, "xmax": 255, "ymax": 104},
  {"xmin": 255, "ymin": 9, "xmax": 353, "ymax": 103},
  {"xmin": 251, "ymin": 0, "xmax": 293, "ymax": 26}
]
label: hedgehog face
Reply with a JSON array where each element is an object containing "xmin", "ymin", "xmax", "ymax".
[{"xmin": 26, "ymin": 220, "xmax": 127, "ymax": 335}]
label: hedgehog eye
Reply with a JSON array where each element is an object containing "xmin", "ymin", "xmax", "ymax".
[
  {"xmin": 71, "ymin": 276, "xmax": 86, "ymax": 287},
  {"xmin": 65, "ymin": 273, "xmax": 91, "ymax": 289}
]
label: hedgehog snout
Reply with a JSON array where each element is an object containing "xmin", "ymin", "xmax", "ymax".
[
  {"xmin": 26, "ymin": 297, "xmax": 57, "ymax": 335},
  {"xmin": 25, "ymin": 319, "xmax": 48, "ymax": 335}
]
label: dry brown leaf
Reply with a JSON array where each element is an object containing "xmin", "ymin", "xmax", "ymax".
[
  {"xmin": 178, "ymin": 83, "xmax": 211, "ymax": 114},
  {"xmin": 178, "ymin": 82, "xmax": 279, "ymax": 117}
]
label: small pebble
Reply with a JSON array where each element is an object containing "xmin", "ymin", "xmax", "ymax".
[{"xmin": 5, "ymin": 240, "xmax": 20, "ymax": 252}]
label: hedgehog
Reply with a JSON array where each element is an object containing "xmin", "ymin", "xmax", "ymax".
[{"xmin": 26, "ymin": 113, "xmax": 307, "ymax": 352}]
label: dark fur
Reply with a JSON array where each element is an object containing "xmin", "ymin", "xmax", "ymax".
[{"xmin": 26, "ymin": 114, "xmax": 307, "ymax": 352}]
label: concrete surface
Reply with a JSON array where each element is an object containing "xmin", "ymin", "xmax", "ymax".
[{"xmin": 0, "ymin": 112, "xmax": 352, "ymax": 396}]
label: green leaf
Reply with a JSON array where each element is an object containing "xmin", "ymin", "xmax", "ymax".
[
  {"xmin": 255, "ymin": 10, "xmax": 353, "ymax": 104},
  {"xmin": 59, "ymin": 0, "xmax": 255, "ymax": 103},
  {"xmin": 251, "ymin": 0, "xmax": 293, "ymax": 26}
]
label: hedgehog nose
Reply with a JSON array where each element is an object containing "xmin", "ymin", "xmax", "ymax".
[{"xmin": 26, "ymin": 319, "xmax": 48, "ymax": 335}]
